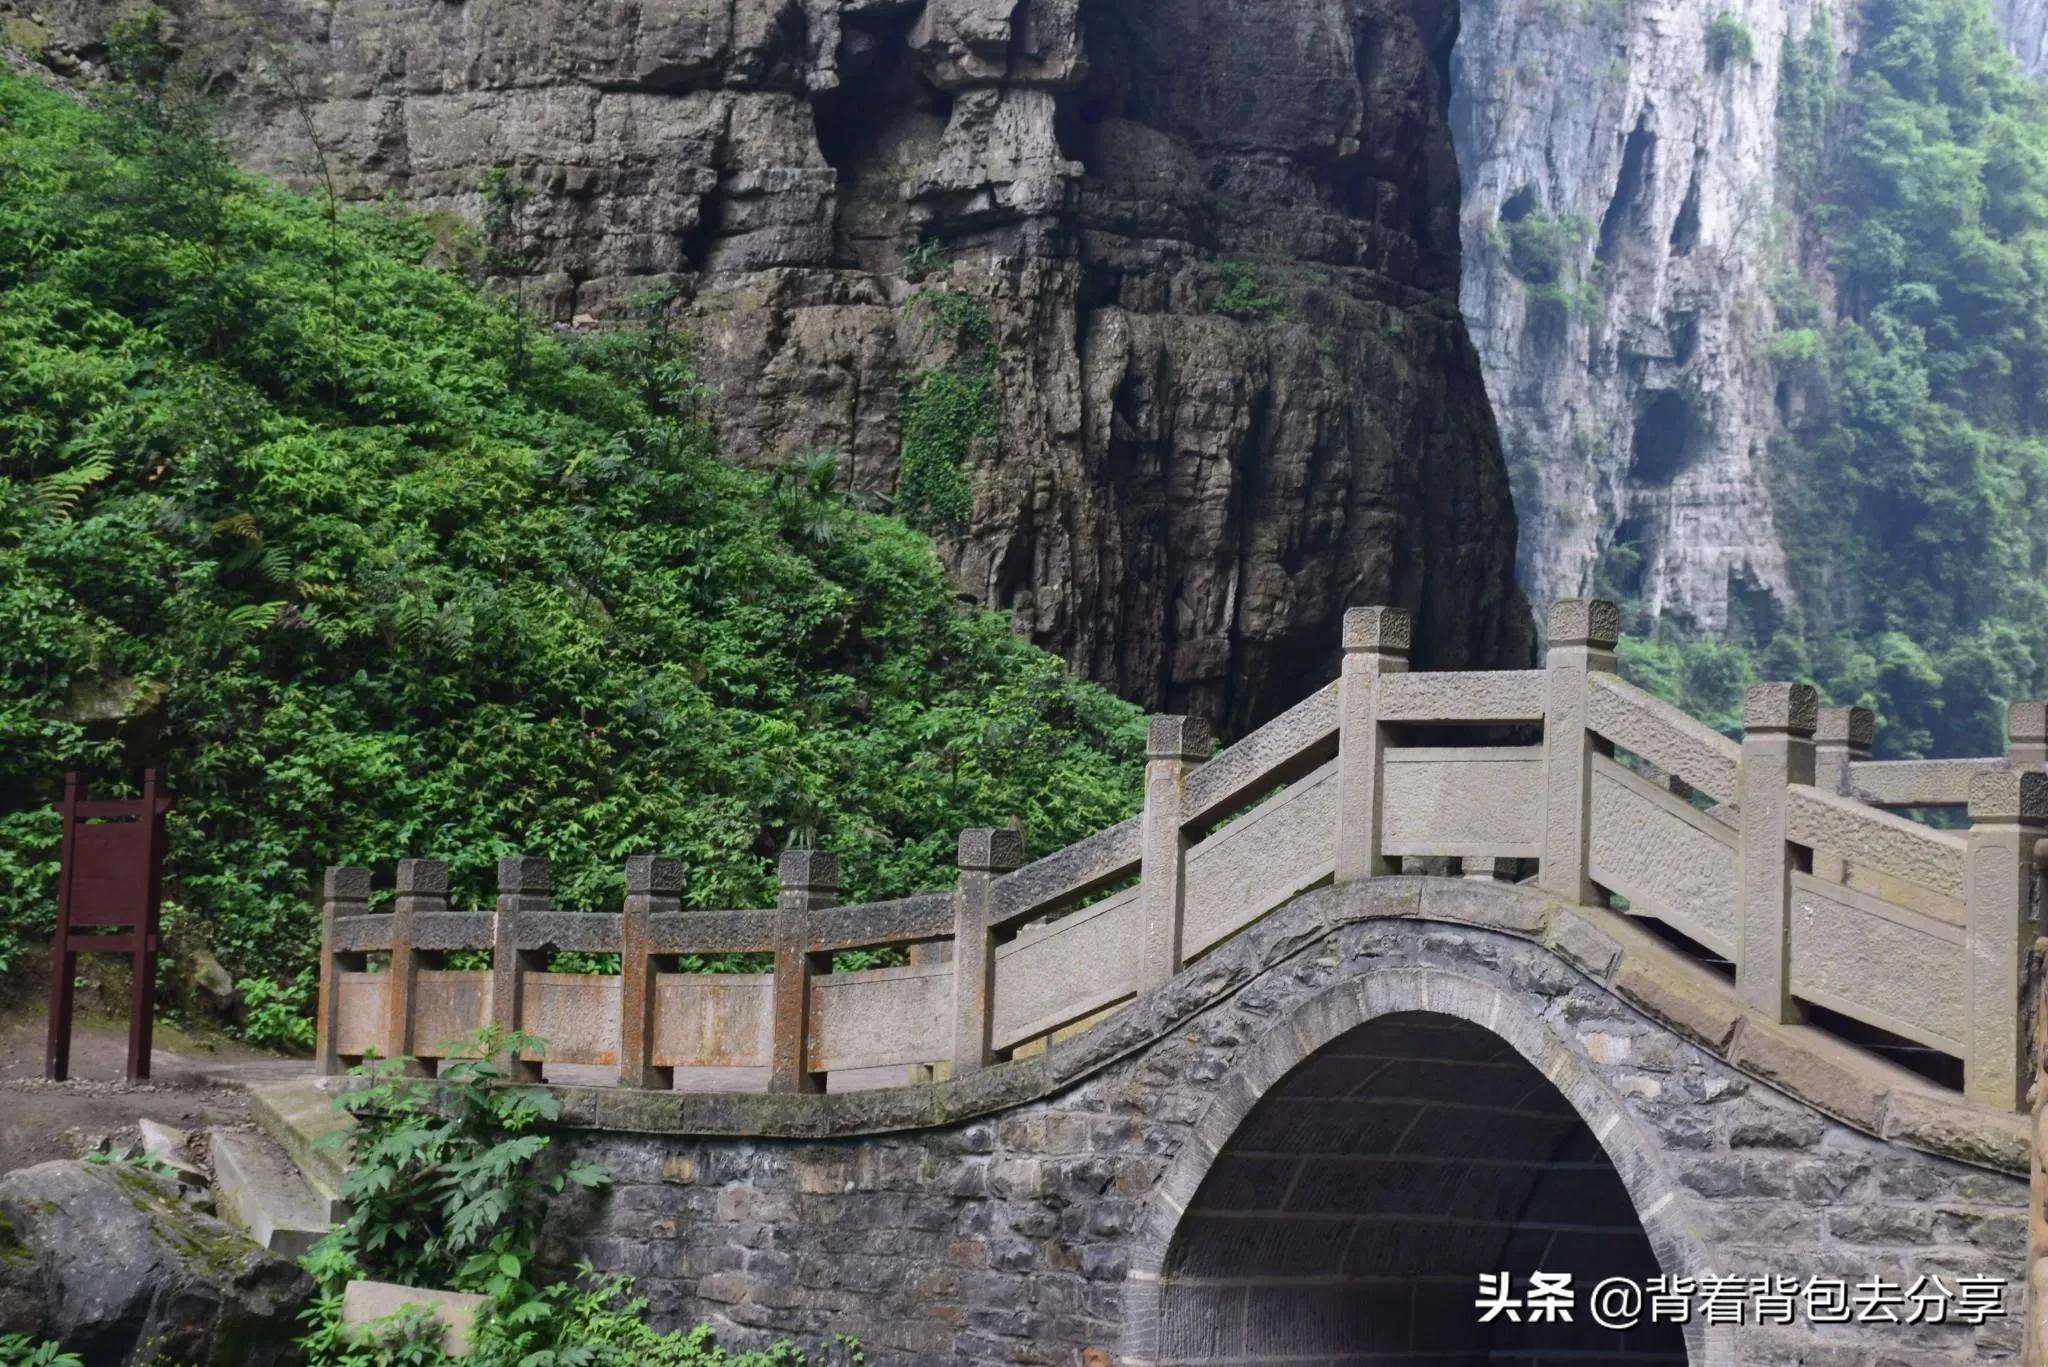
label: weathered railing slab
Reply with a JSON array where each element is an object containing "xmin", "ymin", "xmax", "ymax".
[
  {"xmin": 413, "ymin": 969, "xmax": 489, "ymax": 1056},
  {"xmin": 991, "ymin": 886, "xmax": 1140, "ymax": 1052},
  {"xmin": 1182, "ymin": 683, "xmax": 1338, "ymax": 832},
  {"xmin": 334, "ymin": 972, "xmax": 388, "ymax": 1059},
  {"xmin": 648, "ymin": 910, "xmax": 775, "ymax": 955},
  {"xmin": 651, "ymin": 974, "xmax": 771, "ymax": 1069},
  {"xmin": 809, "ymin": 962, "xmax": 950, "ymax": 1072},
  {"xmin": 1380, "ymin": 747, "xmax": 1544, "ymax": 859},
  {"xmin": 1847, "ymin": 758, "xmax": 1987, "ymax": 809},
  {"xmin": 1789, "ymin": 872, "xmax": 1964, "ymax": 1053},
  {"xmin": 1184, "ymin": 761, "xmax": 1338, "ymax": 957},
  {"xmin": 1377, "ymin": 670, "xmax": 1546, "ymax": 724},
  {"xmin": 1589, "ymin": 756, "xmax": 1739, "ymax": 957},
  {"xmin": 1786, "ymin": 786, "xmax": 1967, "ymax": 902},
  {"xmin": 517, "ymin": 973, "xmax": 620, "ymax": 1066},
  {"xmin": 989, "ymin": 818, "xmax": 1140, "ymax": 929},
  {"xmin": 1586, "ymin": 673, "xmax": 1740, "ymax": 805}
]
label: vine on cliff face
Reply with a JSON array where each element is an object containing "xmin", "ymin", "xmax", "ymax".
[{"xmin": 896, "ymin": 287, "xmax": 995, "ymax": 532}]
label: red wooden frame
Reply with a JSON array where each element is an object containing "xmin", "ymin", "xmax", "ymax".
[{"xmin": 45, "ymin": 769, "xmax": 171, "ymax": 1082}]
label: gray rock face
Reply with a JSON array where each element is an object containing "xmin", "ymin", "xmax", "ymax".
[
  {"xmin": 23, "ymin": 0, "xmax": 1533, "ymax": 732},
  {"xmin": 1449, "ymin": 0, "xmax": 2048, "ymax": 632},
  {"xmin": 0, "ymin": 1159, "xmax": 312, "ymax": 1364}
]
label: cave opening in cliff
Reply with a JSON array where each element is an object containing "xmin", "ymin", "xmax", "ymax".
[
  {"xmin": 1669, "ymin": 156, "xmax": 1702, "ymax": 257},
  {"xmin": 1597, "ymin": 116, "xmax": 1656, "ymax": 266},
  {"xmin": 813, "ymin": 12, "xmax": 953, "ymax": 272},
  {"xmin": 1628, "ymin": 390, "xmax": 1700, "ymax": 486}
]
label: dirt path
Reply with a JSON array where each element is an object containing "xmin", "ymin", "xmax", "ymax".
[{"xmin": 0, "ymin": 1009, "xmax": 312, "ymax": 1174}]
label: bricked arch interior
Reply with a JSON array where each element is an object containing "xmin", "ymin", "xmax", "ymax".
[{"xmin": 1153, "ymin": 1010, "xmax": 1688, "ymax": 1364}]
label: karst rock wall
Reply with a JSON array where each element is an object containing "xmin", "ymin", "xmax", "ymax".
[{"xmin": 13, "ymin": 0, "xmax": 1536, "ymax": 734}]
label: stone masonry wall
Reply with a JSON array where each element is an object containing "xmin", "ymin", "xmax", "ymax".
[{"xmin": 537, "ymin": 879, "xmax": 2029, "ymax": 1365}]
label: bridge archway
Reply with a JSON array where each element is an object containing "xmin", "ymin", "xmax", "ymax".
[{"xmin": 1124, "ymin": 967, "xmax": 1724, "ymax": 1365}]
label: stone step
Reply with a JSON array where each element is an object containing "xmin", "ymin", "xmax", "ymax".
[
  {"xmin": 246, "ymin": 1077, "xmax": 352, "ymax": 1210},
  {"xmin": 209, "ymin": 1127, "xmax": 333, "ymax": 1258}
]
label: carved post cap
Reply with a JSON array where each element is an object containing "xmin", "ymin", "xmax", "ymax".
[
  {"xmin": 957, "ymin": 828, "xmax": 1025, "ymax": 873},
  {"xmin": 322, "ymin": 866, "xmax": 372, "ymax": 900},
  {"xmin": 394, "ymin": 859, "xmax": 449, "ymax": 897},
  {"xmin": 495, "ymin": 855, "xmax": 551, "ymax": 895},
  {"xmin": 778, "ymin": 849, "xmax": 839, "ymax": 892},
  {"xmin": 1816, "ymin": 705, "xmax": 1875, "ymax": 750},
  {"xmin": 1743, "ymin": 683, "xmax": 1820, "ymax": 736},
  {"xmin": 1147, "ymin": 715, "xmax": 1213, "ymax": 762},
  {"xmin": 1967, "ymin": 770, "xmax": 2048, "ymax": 825},
  {"xmin": 1342, "ymin": 606, "xmax": 1413, "ymax": 654},
  {"xmin": 624, "ymin": 855, "xmax": 683, "ymax": 895},
  {"xmin": 2008, "ymin": 700, "xmax": 2047, "ymax": 745},
  {"xmin": 1546, "ymin": 599, "xmax": 1621, "ymax": 650}
]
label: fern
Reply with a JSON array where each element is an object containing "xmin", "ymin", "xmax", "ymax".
[{"xmin": 29, "ymin": 456, "xmax": 112, "ymax": 520}]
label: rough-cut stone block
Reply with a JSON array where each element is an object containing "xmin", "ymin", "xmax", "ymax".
[
  {"xmin": 1419, "ymin": 879, "xmax": 1549, "ymax": 936},
  {"xmin": 1146, "ymin": 715, "xmax": 1212, "ymax": 761},
  {"xmin": 1882, "ymin": 1088, "xmax": 2029, "ymax": 1172},
  {"xmin": 958, "ymin": 829, "xmax": 1025, "ymax": 872},
  {"xmin": 625, "ymin": 855, "xmax": 683, "ymax": 894},
  {"xmin": 1546, "ymin": 911, "xmax": 1620, "ymax": 980},
  {"xmin": 496, "ymin": 855, "xmax": 550, "ymax": 894},
  {"xmin": 1727, "ymin": 1019, "xmax": 1889, "ymax": 1132},
  {"xmin": 778, "ymin": 849, "xmax": 839, "ymax": 891},
  {"xmin": 1742, "ymin": 683, "xmax": 1819, "ymax": 735},
  {"xmin": 1611, "ymin": 956, "xmax": 1739, "ymax": 1051},
  {"xmin": 1816, "ymin": 706, "xmax": 1875, "ymax": 749},
  {"xmin": 394, "ymin": 859, "xmax": 448, "ymax": 897},
  {"xmin": 1967, "ymin": 770, "xmax": 2048, "ymax": 823},
  {"xmin": 1545, "ymin": 598, "xmax": 1619, "ymax": 648},
  {"xmin": 323, "ymin": 866, "xmax": 372, "ymax": 900},
  {"xmin": 1341, "ymin": 605, "xmax": 1412, "ymax": 652},
  {"xmin": 2008, "ymin": 700, "xmax": 2047, "ymax": 744}
]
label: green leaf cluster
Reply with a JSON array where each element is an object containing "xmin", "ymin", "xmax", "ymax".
[
  {"xmin": 895, "ymin": 289, "xmax": 995, "ymax": 531},
  {"xmin": 1706, "ymin": 15, "xmax": 1755, "ymax": 71},
  {"xmin": 0, "ymin": 64, "xmax": 1143, "ymax": 998},
  {"xmin": 1206, "ymin": 259, "xmax": 1289, "ymax": 321}
]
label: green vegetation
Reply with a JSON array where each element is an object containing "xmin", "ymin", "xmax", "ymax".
[
  {"xmin": 1705, "ymin": 15, "xmax": 1755, "ymax": 71},
  {"xmin": 1776, "ymin": 8, "xmax": 1837, "ymax": 186},
  {"xmin": 896, "ymin": 288, "xmax": 995, "ymax": 531},
  {"xmin": 1206, "ymin": 259, "xmax": 1289, "ymax": 321},
  {"xmin": 0, "ymin": 1336, "xmax": 81, "ymax": 1367},
  {"xmin": 901, "ymin": 237, "xmax": 948, "ymax": 282},
  {"xmin": 1494, "ymin": 209, "xmax": 1591, "ymax": 286},
  {"xmin": 0, "ymin": 46, "xmax": 1143, "ymax": 1000},
  {"xmin": 1619, "ymin": 0, "xmax": 2048, "ymax": 758},
  {"xmin": 299, "ymin": 1030, "xmax": 850, "ymax": 1366}
]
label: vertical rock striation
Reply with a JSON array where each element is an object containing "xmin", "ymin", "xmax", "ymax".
[{"xmin": 18, "ymin": 0, "xmax": 1535, "ymax": 733}]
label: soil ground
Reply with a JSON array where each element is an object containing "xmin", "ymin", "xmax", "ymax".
[{"xmin": 0, "ymin": 1007, "xmax": 311, "ymax": 1175}]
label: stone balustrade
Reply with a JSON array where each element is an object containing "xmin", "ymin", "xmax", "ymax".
[{"xmin": 316, "ymin": 600, "xmax": 2048, "ymax": 1110}]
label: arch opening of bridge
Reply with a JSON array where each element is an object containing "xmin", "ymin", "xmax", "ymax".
[{"xmin": 1151, "ymin": 1009, "xmax": 1688, "ymax": 1366}]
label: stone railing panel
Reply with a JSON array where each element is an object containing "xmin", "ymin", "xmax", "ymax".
[
  {"xmin": 1846, "ymin": 758, "xmax": 1989, "ymax": 809},
  {"xmin": 1183, "ymin": 761, "xmax": 1338, "ymax": 958},
  {"xmin": 1786, "ymin": 786, "xmax": 1967, "ymax": 902},
  {"xmin": 335, "ymin": 972, "xmax": 388, "ymax": 1059},
  {"xmin": 1376, "ymin": 669, "xmax": 1547, "ymax": 724},
  {"xmin": 989, "ymin": 817, "xmax": 1141, "ymax": 928},
  {"xmin": 992, "ymin": 886, "xmax": 1140, "ymax": 1051},
  {"xmin": 1182, "ymin": 682, "xmax": 1338, "ymax": 832},
  {"xmin": 1589, "ymin": 756, "xmax": 1740, "ymax": 957},
  {"xmin": 517, "ymin": 973, "xmax": 621, "ymax": 1065},
  {"xmin": 414, "ymin": 913, "xmax": 492, "ymax": 951},
  {"xmin": 647, "ymin": 909, "xmax": 776, "ymax": 955},
  {"xmin": 1380, "ymin": 745, "xmax": 1545, "ymax": 859},
  {"xmin": 511, "ymin": 913, "xmax": 621, "ymax": 953},
  {"xmin": 413, "ymin": 969, "xmax": 489, "ymax": 1057},
  {"xmin": 1789, "ymin": 873, "xmax": 1964, "ymax": 1053},
  {"xmin": 1585, "ymin": 673, "xmax": 1740, "ymax": 805},
  {"xmin": 651, "ymin": 974, "xmax": 771, "ymax": 1069},
  {"xmin": 809, "ymin": 894, "xmax": 954, "ymax": 954},
  {"xmin": 808, "ymin": 962, "xmax": 951, "ymax": 1073},
  {"xmin": 330, "ymin": 914, "xmax": 394, "ymax": 955}
]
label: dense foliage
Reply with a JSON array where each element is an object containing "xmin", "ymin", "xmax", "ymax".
[
  {"xmin": 1622, "ymin": 0, "xmax": 2048, "ymax": 757},
  {"xmin": 300, "ymin": 1030, "xmax": 845, "ymax": 1366},
  {"xmin": 0, "ymin": 52, "xmax": 1144, "ymax": 993}
]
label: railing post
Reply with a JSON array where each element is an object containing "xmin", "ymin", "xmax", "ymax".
[
  {"xmin": 2011, "ymin": 701, "xmax": 2047, "ymax": 772},
  {"xmin": 1336, "ymin": 607, "xmax": 1411, "ymax": 882},
  {"xmin": 388, "ymin": 859, "xmax": 446, "ymax": 1076},
  {"xmin": 1736, "ymin": 683, "xmax": 1818, "ymax": 1022},
  {"xmin": 1538, "ymin": 599, "xmax": 1619, "ymax": 905},
  {"xmin": 492, "ymin": 856, "xmax": 549, "ymax": 1082},
  {"xmin": 771, "ymin": 850, "xmax": 837, "ymax": 1094},
  {"xmin": 316, "ymin": 866, "xmax": 371, "ymax": 1077},
  {"xmin": 951, "ymin": 828, "xmax": 1024, "ymax": 1076},
  {"xmin": 1965, "ymin": 771, "xmax": 2046, "ymax": 1111},
  {"xmin": 1814, "ymin": 705, "xmax": 1873, "ymax": 795},
  {"xmin": 620, "ymin": 855, "xmax": 679, "ymax": 1091},
  {"xmin": 1141, "ymin": 715, "xmax": 1211, "ymax": 990}
]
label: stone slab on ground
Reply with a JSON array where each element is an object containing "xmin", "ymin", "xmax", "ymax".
[
  {"xmin": 247, "ymin": 1076, "xmax": 351, "ymax": 1205},
  {"xmin": 343, "ymin": 1280, "xmax": 487, "ymax": 1357},
  {"xmin": 211, "ymin": 1127, "xmax": 333, "ymax": 1257}
]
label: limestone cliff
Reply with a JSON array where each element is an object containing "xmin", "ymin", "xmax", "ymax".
[
  {"xmin": 8, "ymin": 0, "xmax": 1534, "ymax": 734},
  {"xmin": 1449, "ymin": 0, "xmax": 2047, "ymax": 633}
]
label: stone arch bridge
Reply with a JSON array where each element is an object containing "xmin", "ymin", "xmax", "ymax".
[{"xmin": 314, "ymin": 601, "xmax": 2048, "ymax": 1365}]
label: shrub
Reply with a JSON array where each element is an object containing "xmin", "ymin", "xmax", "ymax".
[
  {"xmin": 1706, "ymin": 15, "xmax": 1754, "ymax": 70},
  {"xmin": 1207, "ymin": 259, "xmax": 1288, "ymax": 320}
]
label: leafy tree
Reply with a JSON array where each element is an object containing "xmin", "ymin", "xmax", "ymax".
[{"xmin": 0, "ymin": 61, "xmax": 1144, "ymax": 994}]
